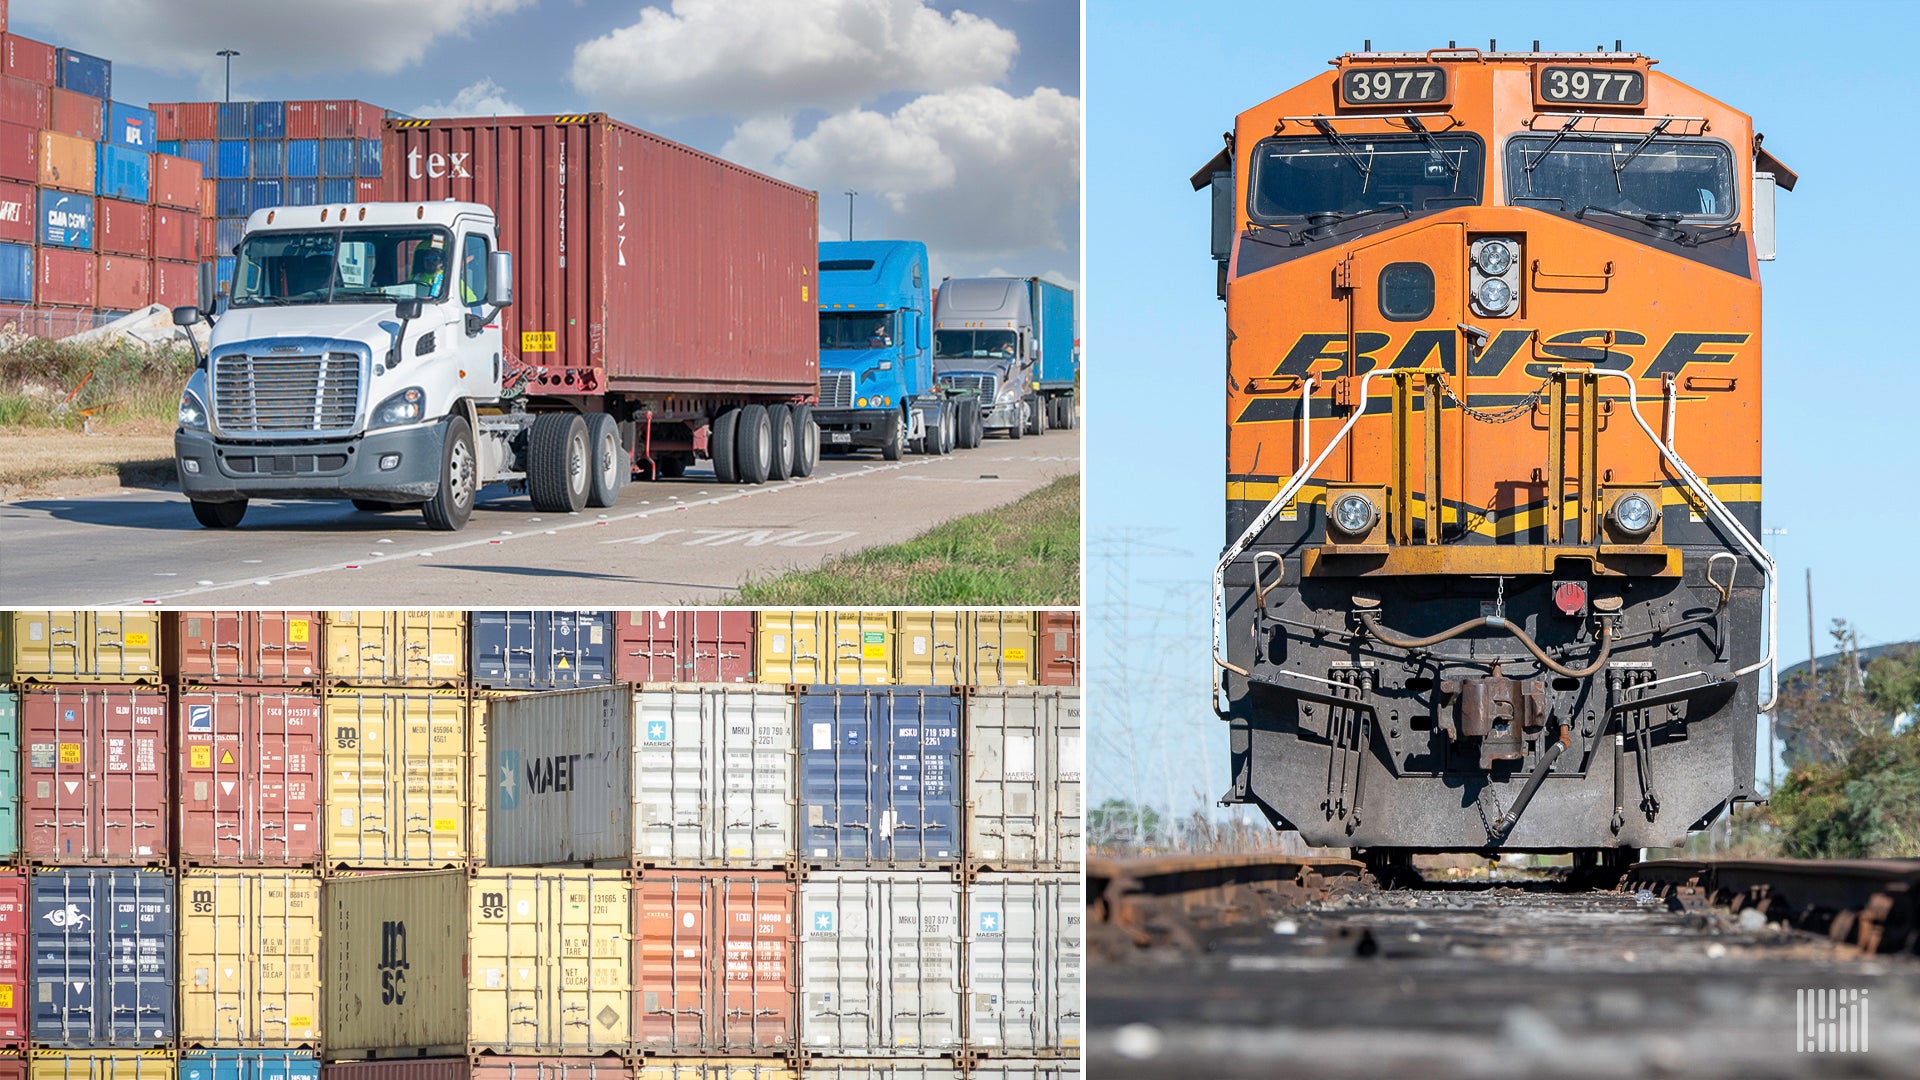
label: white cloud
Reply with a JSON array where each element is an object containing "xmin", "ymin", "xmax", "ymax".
[
  {"xmin": 571, "ymin": 0, "xmax": 1017, "ymax": 122},
  {"xmin": 413, "ymin": 78, "xmax": 524, "ymax": 119},
  {"xmin": 723, "ymin": 86, "xmax": 1079, "ymax": 267},
  {"xmin": 12, "ymin": 0, "xmax": 532, "ymax": 82}
]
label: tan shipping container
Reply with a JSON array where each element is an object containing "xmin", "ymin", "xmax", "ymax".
[
  {"xmin": 28, "ymin": 1052, "xmax": 175, "ymax": 1080},
  {"xmin": 322, "ymin": 869, "xmax": 631, "ymax": 1058},
  {"xmin": 632, "ymin": 1065, "xmax": 794, "ymax": 1080},
  {"xmin": 4, "ymin": 611, "xmax": 162, "ymax": 683},
  {"xmin": 892, "ymin": 612, "xmax": 967, "ymax": 686},
  {"xmin": 177, "ymin": 868, "xmax": 322, "ymax": 1048},
  {"xmin": 322, "ymin": 689, "xmax": 467, "ymax": 869},
  {"xmin": 320, "ymin": 1060, "xmax": 630, "ymax": 1080},
  {"xmin": 321, "ymin": 612, "xmax": 466, "ymax": 687},
  {"xmin": 755, "ymin": 611, "xmax": 893, "ymax": 685},
  {"xmin": 969, "ymin": 612, "xmax": 1039, "ymax": 687}
]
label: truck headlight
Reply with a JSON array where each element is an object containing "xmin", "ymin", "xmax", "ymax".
[
  {"xmin": 370, "ymin": 386, "xmax": 426, "ymax": 429},
  {"xmin": 178, "ymin": 390, "xmax": 208, "ymax": 430},
  {"xmin": 1610, "ymin": 492, "xmax": 1658, "ymax": 537}
]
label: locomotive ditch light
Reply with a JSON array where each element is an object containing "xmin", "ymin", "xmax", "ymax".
[
  {"xmin": 1468, "ymin": 236, "xmax": 1521, "ymax": 317},
  {"xmin": 1601, "ymin": 484, "xmax": 1662, "ymax": 542},
  {"xmin": 1474, "ymin": 238, "xmax": 1516, "ymax": 276},
  {"xmin": 1323, "ymin": 483, "xmax": 1388, "ymax": 547},
  {"xmin": 1475, "ymin": 278, "xmax": 1515, "ymax": 314}
]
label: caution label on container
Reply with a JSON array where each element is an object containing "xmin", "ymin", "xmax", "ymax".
[
  {"xmin": 862, "ymin": 645, "xmax": 886, "ymax": 661},
  {"xmin": 220, "ymin": 749, "xmax": 235, "ymax": 765},
  {"xmin": 863, "ymin": 631, "xmax": 886, "ymax": 644},
  {"xmin": 289, "ymin": 620, "xmax": 309, "ymax": 643},
  {"xmin": 58, "ymin": 743, "xmax": 80, "ymax": 764},
  {"xmin": 433, "ymin": 818, "xmax": 457, "ymax": 832},
  {"xmin": 0, "ymin": 985, "xmax": 12, "ymax": 1009},
  {"xmin": 522, "ymin": 331, "xmax": 556, "ymax": 352},
  {"xmin": 290, "ymin": 1015, "xmax": 310, "ymax": 1029},
  {"xmin": 190, "ymin": 746, "xmax": 211, "ymax": 769},
  {"xmin": 125, "ymin": 633, "xmax": 150, "ymax": 646},
  {"xmin": 1005, "ymin": 648, "xmax": 1028, "ymax": 662}
]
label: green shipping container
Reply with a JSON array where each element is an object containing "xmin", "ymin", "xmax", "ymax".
[{"xmin": 0, "ymin": 691, "xmax": 16, "ymax": 859}]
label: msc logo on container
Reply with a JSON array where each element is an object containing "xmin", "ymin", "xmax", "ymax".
[
  {"xmin": 379, "ymin": 920, "xmax": 408, "ymax": 1005},
  {"xmin": 188, "ymin": 705, "xmax": 212, "ymax": 732}
]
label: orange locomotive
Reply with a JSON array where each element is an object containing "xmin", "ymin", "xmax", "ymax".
[{"xmin": 1198, "ymin": 46, "xmax": 1794, "ymax": 865}]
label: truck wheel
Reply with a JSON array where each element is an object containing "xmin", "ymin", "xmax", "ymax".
[
  {"xmin": 792, "ymin": 404, "xmax": 818, "ymax": 477},
  {"xmin": 1008, "ymin": 402, "xmax": 1023, "ymax": 440},
  {"xmin": 736, "ymin": 403, "xmax": 772, "ymax": 484},
  {"xmin": 191, "ymin": 499, "xmax": 247, "ymax": 528},
  {"xmin": 881, "ymin": 409, "xmax": 904, "ymax": 461},
  {"xmin": 962, "ymin": 401, "xmax": 982, "ymax": 449},
  {"xmin": 1026, "ymin": 394, "xmax": 1044, "ymax": 436},
  {"xmin": 767, "ymin": 404, "xmax": 796, "ymax": 481},
  {"xmin": 919, "ymin": 407, "xmax": 943, "ymax": 456},
  {"xmin": 421, "ymin": 414, "xmax": 476, "ymax": 531},
  {"xmin": 711, "ymin": 408, "xmax": 739, "ymax": 483},
  {"xmin": 585, "ymin": 412, "xmax": 624, "ymax": 508},
  {"xmin": 942, "ymin": 408, "xmax": 956, "ymax": 454},
  {"xmin": 528, "ymin": 412, "xmax": 589, "ymax": 513}
]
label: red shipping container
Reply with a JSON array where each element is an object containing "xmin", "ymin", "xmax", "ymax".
[
  {"xmin": 2, "ymin": 33, "xmax": 52, "ymax": 85},
  {"xmin": 171, "ymin": 610, "xmax": 322, "ymax": 684},
  {"xmin": 0, "ymin": 75, "xmax": 45, "ymax": 129},
  {"xmin": 284, "ymin": 99, "xmax": 322, "ymax": 140},
  {"xmin": 20, "ymin": 685, "xmax": 171, "ymax": 864},
  {"xmin": 613, "ymin": 610, "xmax": 756, "ymax": 683},
  {"xmin": 0, "ymin": 178, "xmax": 30, "ymax": 244},
  {"xmin": 175, "ymin": 686, "xmax": 324, "ymax": 866},
  {"xmin": 151, "ymin": 206, "xmax": 197, "ymax": 262},
  {"xmin": 353, "ymin": 100, "xmax": 385, "ymax": 140},
  {"xmin": 96, "ymin": 255, "xmax": 150, "ymax": 311},
  {"xmin": 35, "ymin": 247, "xmax": 93, "ymax": 307},
  {"xmin": 322, "ymin": 1061, "xmax": 631, "ymax": 1080},
  {"xmin": 170, "ymin": 101, "xmax": 217, "ymax": 141},
  {"xmin": 0, "ymin": 869, "xmax": 29, "ymax": 1045},
  {"xmin": 152, "ymin": 102, "xmax": 179, "ymax": 141},
  {"xmin": 1039, "ymin": 609, "xmax": 1080, "ymax": 686},
  {"xmin": 355, "ymin": 177, "xmax": 379, "ymax": 202},
  {"xmin": 197, "ymin": 216, "xmax": 215, "ymax": 259},
  {"xmin": 97, "ymin": 197, "xmax": 151, "ymax": 257},
  {"xmin": 153, "ymin": 259, "xmax": 196, "ymax": 309},
  {"xmin": 317, "ymin": 99, "xmax": 354, "ymax": 138},
  {"xmin": 0, "ymin": 122, "xmax": 31, "ymax": 183},
  {"xmin": 48, "ymin": 86, "xmax": 101, "ymax": 141},
  {"xmin": 0, "ymin": 0, "xmax": 8, "ymax": 32},
  {"xmin": 151, "ymin": 152, "xmax": 202, "ymax": 211},
  {"xmin": 200, "ymin": 177, "xmax": 216, "ymax": 217},
  {"xmin": 632, "ymin": 871, "xmax": 795, "ymax": 1054},
  {"xmin": 387, "ymin": 117, "xmax": 816, "ymax": 397}
]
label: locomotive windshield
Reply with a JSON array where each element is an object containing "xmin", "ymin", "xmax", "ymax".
[
  {"xmin": 1505, "ymin": 135, "xmax": 1735, "ymax": 220},
  {"xmin": 1247, "ymin": 134, "xmax": 1484, "ymax": 222}
]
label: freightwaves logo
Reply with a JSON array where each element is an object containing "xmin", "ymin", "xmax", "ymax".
[{"xmin": 406, "ymin": 148, "xmax": 471, "ymax": 180}]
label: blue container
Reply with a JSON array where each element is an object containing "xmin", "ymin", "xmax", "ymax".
[
  {"xmin": 216, "ymin": 217, "xmax": 248, "ymax": 254},
  {"xmin": 183, "ymin": 139, "xmax": 216, "ymax": 171},
  {"xmin": 96, "ymin": 143, "xmax": 152, "ymax": 202},
  {"xmin": 0, "ymin": 244, "xmax": 31, "ymax": 303},
  {"xmin": 214, "ymin": 140, "xmax": 250, "ymax": 180},
  {"xmin": 283, "ymin": 139, "xmax": 319, "ymax": 178},
  {"xmin": 55, "ymin": 48, "xmax": 111, "ymax": 100},
  {"xmin": 38, "ymin": 191, "xmax": 94, "ymax": 249},
  {"xmin": 251, "ymin": 101, "xmax": 286, "ymax": 140},
  {"xmin": 181, "ymin": 1051, "xmax": 320, "ymax": 1080},
  {"xmin": 250, "ymin": 179, "xmax": 282, "ymax": 210},
  {"xmin": 798, "ymin": 687, "xmax": 963, "ymax": 864},
  {"xmin": 217, "ymin": 101, "xmax": 253, "ymax": 140},
  {"xmin": 251, "ymin": 139, "xmax": 284, "ymax": 179},
  {"xmin": 216, "ymin": 254, "xmax": 237, "ymax": 297},
  {"xmin": 358, "ymin": 138, "xmax": 382, "ymax": 177},
  {"xmin": 215, "ymin": 180, "xmax": 251, "ymax": 219},
  {"xmin": 320, "ymin": 138, "xmax": 356, "ymax": 177},
  {"xmin": 320, "ymin": 178, "xmax": 354, "ymax": 204},
  {"xmin": 158, "ymin": 140, "xmax": 181, "ymax": 157},
  {"xmin": 470, "ymin": 611, "xmax": 616, "ymax": 690},
  {"xmin": 30, "ymin": 868, "xmax": 176, "ymax": 1046},
  {"xmin": 104, "ymin": 101, "xmax": 157, "ymax": 153},
  {"xmin": 282, "ymin": 178, "xmax": 319, "ymax": 206}
]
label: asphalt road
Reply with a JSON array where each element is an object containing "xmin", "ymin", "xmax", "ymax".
[{"xmin": 0, "ymin": 430, "xmax": 1078, "ymax": 606}]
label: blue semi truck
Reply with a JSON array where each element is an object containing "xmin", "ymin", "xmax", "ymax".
[
  {"xmin": 933, "ymin": 276, "xmax": 1077, "ymax": 438},
  {"xmin": 815, "ymin": 240, "xmax": 980, "ymax": 458}
]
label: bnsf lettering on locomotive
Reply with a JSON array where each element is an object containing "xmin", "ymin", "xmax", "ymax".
[
  {"xmin": 379, "ymin": 920, "xmax": 409, "ymax": 1005},
  {"xmin": 1266, "ymin": 328, "xmax": 1750, "ymax": 386}
]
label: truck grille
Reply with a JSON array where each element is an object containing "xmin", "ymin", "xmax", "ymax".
[
  {"xmin": 942, "ymin": 373, "xmax": 996, "ymax": 400},
  {"xmin": 819, "ymin": 370, "xmax": 855, "ymax": 409},
  {"xmin": 213, "ymin": 351, "xmax": 363, "ymax": 435}
]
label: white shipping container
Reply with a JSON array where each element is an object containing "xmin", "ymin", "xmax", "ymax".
[
  {"xmin": 966, "ymin": 873, "xmax": 1081, "ymax": 1055},
  {"xmin": 799, "ymin": 872, "xmax": 961, "ymax": 1054},
  {"xmin": 486, "ymin": 685, "xmax": 795, "ymax": 868},
  {"xmin": 799, "ymin": 1065, "xmax": 1073, "ymax": 1080},
  {"xmin": 967, "ymin": 689, "xmax": 1082, "ymax": 870}
]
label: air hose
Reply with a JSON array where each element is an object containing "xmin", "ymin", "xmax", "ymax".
[{"xmin": 1357, "ymin": 609, "xmax": 1615, "ymax": 679}]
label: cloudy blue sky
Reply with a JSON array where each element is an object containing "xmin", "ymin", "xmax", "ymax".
[{"xmin": 10, "ymin": 0, "xmax": 1079, "ymax": 285}]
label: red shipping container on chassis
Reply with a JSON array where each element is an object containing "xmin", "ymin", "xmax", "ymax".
[
  {"xmin": 151, "ymin": 207, "xmax": 195, "ymax": 262},
  {"xmin": 170, "ymin": 611, "xmax": 322, "ymax": 685},
  {"xmin": 631, "ymin": 870, "xmax": 796, "ymax": 1055},
  {"xmin": 0, "ymin": 179, "xmax": 31, "ymax": 244},
  {"xmin": 2, "ymin": 33, "xmax": 52, "ymax": 85},
  {"xmin": 96, "ymin": 197, "xmax": 150, "ymax": 257},
  {"xmin": 613, "ymin": 611, "xmax": 756, "ymax": 683},
  {"xmin": 151, "ymin": 153, "xmax": 202, "ymax": 211},
  {"xmin": 35, "ymin": 247, "xmax": 93, "ymax": 307},
  {"xmin": 384, "ymin": 115, "xmax": 817, "ymax": 400},
  {"xmin": 47, "ymin": 87, "xmax": 101, "ymax": 141},
  {"xmin": 153, "ymin": 259, "xmax": 195, "ymax": 308},
  {"xmin": 0, "ymin": 869, "xmax": 26, "ymax": 1046},
  {"xmin": 0, "ymin": 77, "xmax": 44, "ymax": 129},
  {"xmin": 96, "ymin": 255, "xmax": 148, "ymax": 310},
  {"xmin": 19, "ymin": 685, "xmax": 170, "ymax": 864},
  {"xmin": 174, "ymin": 686, "xmax": 323, "ymax": 866}
]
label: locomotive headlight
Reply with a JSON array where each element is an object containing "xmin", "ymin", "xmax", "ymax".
[
  {"xmin": 1611, "ymin": 492, "xmax": 1658, "ymax": 536},
  {"xmin": 1475, "ymin": 278, "xmax": 1515, "ymax": 314},
  {"xmin": 1474, "ymin": 240, "xmax": 1515, "ymax": 276},
  {"xmin": 1330, "ymin": 492, "xmax": 1379, "ymax": 537}
]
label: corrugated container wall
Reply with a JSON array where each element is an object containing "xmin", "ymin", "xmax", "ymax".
[
  {"xmin": 38, "ymin": 190, "xmax": 92, "ymax": 250},
  {"xmin": 321, "ymin": 688, "xmax": 466, "ymax": 869},
  {"xmin": 29, "ymin": 1052, "xmax": 174, "ymax": 1080},
  {"xmin": 318, "ymin": 179, "xmax": 352, "ymax": 205},
  {"xmin": 97, "ymin": 144, "xmax": 151, "ymax": 202},
  {"xmin": 217, "ymin": 103, "xmax": 251, "ymax": 141},
  {"xmin": 0, "ymin": 77, "xmax": 44, "ymax": 128},
  {"xmin": 213, "ymin": 142, "xmax": 248, "ymax": 181},
  {"xmin": 466, "ymin": 691, "xmax": 529, "ymax": 868},
  {"xmin": 4, "ymin": 35, "xmax": 53, "ymax": 85},
  {"xmin": 29, "ymin": 868, "xmax": 175, "ymax": 1046},
  {"xmin": 251, "ymin": 102, "xmax": 285, "ymax": 140},
  {"xmin": 39, "ymin": 131, "xmax": 93, "ymax": 193},
  {"xmin": 967, "ymin": 689, "xmax": 1081, "ymax": 872},
  {"xmin": 321, "ymin": 611, "xmax": 465, "ymax": 687},
  {"xmin": 485, "ymin": 685, "xmax": 795, "ymax": 869},
  {"xmin": 1038, "ymin": 610, "xmax": 1080, "ymax": 686},
  {"xmin": 632, "ymin": 1067, "xmax": 792, "ymax": 1080},
  {"xmin": 322, "ymin": 869, "xmax": 630, "ymax": 1057},
  {"xmin": 104, "ymin": 102, "xmax": 154, "ymax": 152},
  {"xmin": 0, "ymin": 242, "xmax": 26, "ymax": 302},
  {"xmin": 0, "ymin": 122, "xmax": 34, "ymax": 182},
  {"xmin": 154, "ymin": 261, "xmax": 197, "ymax": 309},
  {"xmin": 319, "ymin": 139, "xmax": 354, "ymax": 178},
  {"xmin": 0, "ymin": 868, "xmax": 28, "ymax": 1042},
  {"xmin": 282, "ymin": 140, "xmax": 316, "ymax": 179},
  {"xmin": 171, "ymin": 611, "xmax": 320, "ymax": 685},
  {"xmin": 631, "ymin": 872, "xmax": 794, "ymax": 1055},
  {"xmin": 53, "ymin": 48, "xmax": 108, "ymax": 99},
  {"xmin": 151, "ymin": 207, "xmax": 195, "ymax": 262},
  {"xmin": 250, "ymin": 140, "xmax": 283, "ymax": 180},
  {"xmin": 96, "ymin": 255, "xmax": 148, "ymax": 311},
  {"xmin": 176, "ymin": 869, "xmax": 321, "ymax": 1047},
  {"xmin": 152, "ymin": 155, "xmax": 203, "ymax": 212},
  {"xmin": 181, "ymin": 1050, "xmax": 319, "ymax": 1080},
  {"xmin": 755, "ymin": 611, "xmax": 893, "ymax": 685},
  {"xmin": 970, "ymin": 611, "xmax": 1039, "ymax": 686},
  {"xmin": 797, "ymin": 688, "xmax": 961, "ymax": 867},
  {"xmin": 35, "ymin": 248, "xmax": 92, "ymax": 307},
  {"xmin": 0, "ymin": 181, "xmax": 28, "ymax": 244},
  {"xmin": 799, "ymin": 873, "xmax": 960, "ymax": 1054},
  {"xmin": 175, "ymin": 688, "xmax": 322, "ymax": 866},
  {"xmin": 319, "ymin": 1059, "xmax": 630, "ymax": 1080},
  {"xmin": 965, "ymin": 874, "xmax": 1080, "ymax": 1055},
  {"xmin": 612, "ymin": 611, "xmax": 755, "ymax": 684},
  {"xmin": 48, "ymin": 88, "xmax": 101, "ymax": 141},
  {"xmin": 384, "ymin": 117, "xmax": 816, "ymax": 396},
  {"xmin": 20, "ymin": 685, "xmax": 171, "ymax": 863},
  {"xmin": 97, "ymin": 199, "xmax": 149, "ymax": 257},
  {"xmin": 3, "ymin": 612, "xmax": 161, "ymax": 683},
  {"xmin": 470, "ymin": 611, "xmax": 613, "ymax": 691}
]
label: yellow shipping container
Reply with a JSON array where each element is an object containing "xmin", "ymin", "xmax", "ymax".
[
  {"xmin": 2, "ymin": 611, "xmax": 163, "ymax": 683},
  {"xmin": 893, "ymin": 611, "xmax": 968, "ymax": 685},
  {"xmin": 756, "ymin": 610, "xmax": 894, "ymax": 685},
  {"xmin": 323, "ymin": 869, "xmax": 631, "ymax": 1057},
  {"xmin": 323, "ymin": 688, "xmax": 468, "ymax": 869},
  {"xmin": 322, "ymin": 611, "xmax": 467, "ymax": 686},
  {"xmin": 970, "ymin": 611, "xmax": 1040, "ymax": 686},
  {"xmin": 28, "ymin": 1051, "xmax": 175, "ymax": 1080},
  {"xmin": 177, "ymin": 868, "xmax": 322, "ymax": 1047},
  {"xmin": 468, "ymin": 691, "xmax": 529, "ymax": 868},
  {"xmin": 634, "ymin": 1065, "xmax": 796, "ymax": 1080}
]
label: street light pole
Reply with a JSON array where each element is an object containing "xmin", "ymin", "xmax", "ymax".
[
  {"xmin": 217, "ymin": 50, "xmax": 239, "ymax": 104},
  {"xmin": 844, "ymin": 190, "xmax": 856, "ymax": 241}
]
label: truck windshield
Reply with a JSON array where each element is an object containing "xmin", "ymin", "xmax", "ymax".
[
  {"xmin": 231, "ymin": 227, "xmax": 455, "ymax": 307},
  {"xmin": 935, "ymin": 329, "xmax": 1016, "ymax": 360},
  {"xmin": 821, "ymin": 311, "xmax": 894, "ymax": 349},
  {"xmin": 1505, "ymin": 135, "xmax": 1734, "ymax": 220},
  {"xmin": 1248, "ymin": 133, "xmax": 1484, "ymax": 222}
]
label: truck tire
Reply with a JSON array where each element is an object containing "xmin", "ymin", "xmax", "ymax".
[
  {"xmin": 960, "ymin": 400, "xmax": 981, "ymax": 449},
  {"xmin": 528, "ymin": 411, "xmax": 590, "ymax": 513},
  {"xmin": 792, "ymin": 404, "xmax": 818, "ymax": 477},
  {"xmin": 942, "ymin": 408, "xmax": 956, "ymax": 454},
  {"xmin": 767, "ymin": 404, "xmax": 796, "ymax": 481},
  {"xmin": 421, "ymin": 414, "xmax": 477, "ymax": 530},
  {"xmin": 585, "ymin": 412, "xmax": 624, "ymax": 508},
  {"xmin": 1026, "ymin": 394, "xmax": 1045, "ymax": 436},
  {"xmin": 736, "ymin": 403, "xmax": 772, "ymax": 484},
  {"xmin": 711, "ymin": 408, "xmax": 739, "ymax": 483},
  {"xmin": 1008, "ymin": 402, "xmax": 1023, "ymax": 440},
  {"xmin": 191, "ymin": 499, "xmax": 247, "ymax": 528},
  {"xmin": 920, "ymin": 406, "xmax": 944, "ymax": 456},
  {"xmin": 881, "ymin": 408, "xmax": 904, "ymax": 461}
]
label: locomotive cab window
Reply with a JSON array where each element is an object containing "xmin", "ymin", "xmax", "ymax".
[
  {"xmin": 1247, "ymin": 134, "xmax": 1485, "ymax": 224},
  {"xmin": 1505, "ymin": 135, "xmax": 1736, "ymax": 221}
]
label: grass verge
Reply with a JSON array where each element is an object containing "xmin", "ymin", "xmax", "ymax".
[
  {"xmin": 734, "ymin": 473, "xmax": 1080, "ymax": 605},
  {"xmin": 0, "ymin": 336, "xmax": 191, "ymax": 491}
]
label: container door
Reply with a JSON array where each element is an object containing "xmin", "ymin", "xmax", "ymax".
[
  {"xmin": 697, "ymin": 611, "xmax": 757, "ymax": 683},
  {"xmin": 0, "ymin": 694, "xmax": 16, "ymax": 860},
  {"xmin": 1057, "ymin": 692, "xmax": 1084, "ymax": 866},
  {"xmin": 758, "ymin": 612, "xmax": 826, "ymax": 685},
  {"xmin": 32, "ymin": 869, "xmax": 100, "ymax": 1043},
  {"xmin": 829, "ymin": 613, "xmax": 892, "ymax": 685},
  {"xmin": 879, "ymin": 692, "xmax": 960, "ymax": 864},
  {"xmin": 635, "ymin": 689, "xmax": 710, "ymax": 863},
  {"xmin": 470, "ymin": 610, "xmax": 530, "ymax": 689},
  {"xmin": 711, "ymin": 688, "xmax": 795, "ymax": 865},
  {"xmin": 0, "ymin": 869, "xmax": 26, "ymax": 1042},
  {"xmin": 323, "ymin": 690, "xmax": 467, "ymax": 868},
  {"xmin": 800, "ymin": 876, "xmax": 877, "ymax": 1052},
  {"xmin": 614, "ymin": 611, "xmax": 678, "ymax": 683},
  {"xmin": 469, "ymin": 872, "xmax": 629, "ymax": 1052},
  {"xmin": 12, "ymin": 611, "xmax": 82, "ymax": 678},
  {"xmin": 893, "ymin": 613, "xmax": 965, "ymax": 685},
  {"xmin": 177, "ymin": 870, "xmax": 321, "ymax": 1047},
  {"xmin": 966, "ymin": 691, "xmax": 1040, "ymax": 870},
  {"xmin": 1038, "ymin": 611, "xmax": 1080, "ymax": 686},
  {"xmin": 175, "ymin": 612, "xmax": 245, "ymax": 682},
  {"xmin": 886, "ymin": 877, "xmax": 960, "ymax": 1051},
  {"xmin": 970, "ymin": 612, "xmax": 1037, "ymax": 687},
  {"xmin": 715, "ymin": 872, "xmax": 795, "ymax": 1052},
  {"xmin": 324, "ymin": 611, "xmax": 465, "ymax": 686},
  {"xmin": 798, "ymin": 692, "xmax": 874, "ymax": 864},
  {"xmin": 632, "ymin": 875, "xmax": 707, "ymax": 1051},
  {"xmin": 544, "ymin": 612, "xmax": 613, "ymax": 689}
]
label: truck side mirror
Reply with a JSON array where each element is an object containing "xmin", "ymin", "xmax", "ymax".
[
  {"xmin": 395, "ymin": 298, "xmax": 424, "ymax": 321},
  {"xmin": 487, "ymin": 251, "xmax": 514, "ymax": 307},
  {"xmin": 197, "ymin": 260, "xmax": 217, "ymax": 313},
  {"xmin": 171, "ymin": 305, "xmax": 202, "ymax": 327}
]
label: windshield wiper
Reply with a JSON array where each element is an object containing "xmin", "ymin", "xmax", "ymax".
[
  {"xmin": 1575, "ymin": 204, "xmax": 1740, "ymax": 246},
  {"xmin": 1302, "ymin": 204, "xmax": 1409, "ymax": 238},
  {"xmin": 1401, "ymin": 116, "xmax": 1460, "ymax": 188},
  {"xmin": 1610, "ymin": 116, "xmax": 1674, "ymax": 189},
  {"xmin": 1523, "ymin": 114, "xmax": 1582, "ymax": 188},
  {"xmin": 233, "ymin": 296, "xmax": 303, "ymax": 307},
  {"xmin": 1311, "ymin": 118, "xmax": 1374, "ymax": 194}
]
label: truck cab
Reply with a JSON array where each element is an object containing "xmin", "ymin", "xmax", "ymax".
[{"xmin": 933, "ymin": 276, "xmax": 1044, "ymax": 438}]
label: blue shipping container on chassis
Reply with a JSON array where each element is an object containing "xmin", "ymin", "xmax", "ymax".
[
  {"xmin": 470, "ymin": 610, "xmax": 616, "ymax": 691},
  {"xmin": 30, "ymin": 868, "xmax": 176, "ymax": 1046},
  {"xmin": 798, "ymin": 686, "xmax": 962, "ymax": 866}
]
